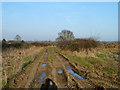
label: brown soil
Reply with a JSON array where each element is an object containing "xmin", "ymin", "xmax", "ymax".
[{"xmin": 3, "ymin": 47, "xmax": 120, "ymax": 89}]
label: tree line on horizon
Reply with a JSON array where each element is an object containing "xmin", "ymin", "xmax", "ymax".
[{"xmin": 2, "ymin": 29, "xmax": 100, "ymax": 52}]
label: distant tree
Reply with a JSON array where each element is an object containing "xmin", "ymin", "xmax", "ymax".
[
  {"xmin": 15, "ymin": 35, "xmax": 21, "ymax": 41},
  {"xmin": 21, "ymin": 40, "xmax": 25, "ymax": 43},
  {"xmin": 2, "ymin": 39, "xmax": 6, "ymax": 44},
  {"xmin": 56, "ymin": 30, "xmax": 75, "ymax": 41}
]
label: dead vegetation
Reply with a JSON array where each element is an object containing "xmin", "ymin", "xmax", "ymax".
[
  {"xmin": 55, "ymin": 41, "xmax": 119, "ymax": 78},
  {"xmin": 31, "ymin": 42, "xmax": 54, "ymax": 47},
  {"xmin": 2, "ymin": 46, "xmax": 43, "ymax": 88},
  {"xmin": 2, "ymin": 39, "xmax": 119, "ymax": 89},
  {"xmin": 57, "ymin": 38, "xmax": 100, "ymax": 52},
  {"xmin": 2, "ymin": 40, "xmax": 54, "ymax": 51}
]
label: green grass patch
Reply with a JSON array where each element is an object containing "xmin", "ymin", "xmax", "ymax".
[
  {"xmin": 72, "ymin": 57, "xmax": 90, "ymax": 67},
  {"xmin": 56, "ymin": 47, "xmax": 90, "ymax": 67},
  {"xmin": 23, "ymin": 48, "xmax": 44, "ymax": 69},
  {"xmin": 22, "ymin": 54, "xmax": 39, "ymax": 69},
  {"xmin": 43, "ymin": 46, "xmax": 49, "ymax": 49},
  {"xmin": 47, "ymin": 47, "xmax": 54, "ymax": 62},
  {"xmin": 47, "ymin": 46, "xmax": 58, "ymax": 62},
  {"xmin": 116, "ymin": 52, "xmax": 120, "ymax": 55},
  {"xmin": 97, "ymin": 53, "xmax": 107, "ymax": 59},
  {"xmin": 103, "ymin": 67, "xmax": 116, "ymax": 74},
  {"xmin": 97, "ymin": 53, "xmax": 109, "ymax": 62},
  {"xmin": 3, "ymin": 78, "xmax": 13, "ymax": 88},
  {"xmin": 22, "ymin": 60, "xmax": 33, "ymax": 69},
  {"xmin": 8, "ymin": 73, "xmax": 17, "ymax": 78},
  {"xmin": 108, "ymin": 55, "xmax": 116, "ymax": 59},
  {"xmin": 23, "ymin": 55, "xmax": 34, "ymax": 69},
  {"xmin": 88, "ymin": 57, "xmax": 100, "ymax": 64},
  {"xmin": 112, "ymin": 56, "xmax": 116, "ymax": 59},
  {"xmin": 3, "ymin": 73, "xmax": 19, "ymax": 88},
  {"xmin": 24, "ymin": 56, "xmax": 32, "ymax": 61},
  {"xmin": 2, "ymin": 80, "xmax": 6, "ymax": 88},
  {"xmin": 62, "ymin": 53, "xmax": 90, "ymax": 67},
  {"xmin": 49, "ymin": 55, "xmax": 53, "ymax": 62}
]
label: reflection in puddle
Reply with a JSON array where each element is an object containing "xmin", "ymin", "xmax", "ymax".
[
  {"xmin": 45, "ymin": 57, "xmax": 47, "ymax": 60},
  {"xmin": 38, "ymin": 72, "xmax": 47, "ymax": 84},
  {"xmin": 66, "ymin": 66, "xmax": 84, "ymax": 79},
  {"xmin": 58, "ymin": 69, "xmax": 63, "ymax": 74},
  {"xmin": 42, "ymin": 64, "xmax": 46, "ymax": 66}
]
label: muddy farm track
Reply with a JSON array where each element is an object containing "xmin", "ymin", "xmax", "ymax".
[{"xmin": 8, "ymin": 47, "xmax": 120, "ymax": 89}]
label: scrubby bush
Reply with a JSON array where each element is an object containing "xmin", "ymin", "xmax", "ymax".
[
  {"xmin": 2, "ymin": 41, "xmax": 31, "ymax": 51},
  {"xmin": 31, "ymin": 42, "xmax": 53, "ymax": 47},
  {"xmin": 57, "ymin": 38, "xmax": 100, "ymax": 52}
]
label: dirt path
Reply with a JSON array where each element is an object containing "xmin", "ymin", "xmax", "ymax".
[
  {"xmin": 55, "ymin": 51, "xmax": 93, "ymax": 88},
  {"xmin": 49, "ymin": 48, "xmax": 68, "ymax": 88},
  {"xmin": 31, "ymin": 50, "xmax": 53, "ymax": 88},
  {"xmin": 9, "ymin": 47, "xmax": 120, "ymax": 89}
]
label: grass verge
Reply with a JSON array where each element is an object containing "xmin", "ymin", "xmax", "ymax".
[{"xmin": 55, "ymin": 47, "xmax": 90, "ymax": 68}]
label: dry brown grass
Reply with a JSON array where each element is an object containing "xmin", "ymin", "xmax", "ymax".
[{"xmin": 2, "ymin": 46, "xmax": 43, "ymax": 88}]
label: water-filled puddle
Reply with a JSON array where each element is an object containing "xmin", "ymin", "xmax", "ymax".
[
  {"xmin": 42, "ymin": 64, "xmax": 46, "ymax": 66},
  {"xmin": 63, "ymin": 60, "xmax": 65, "ymax": 62},
  {"xmin": 58, "ymin": 69, "xmax": 63, "ymax": 74},
  {"xmin": 52, "ymin": 50, "xmax": 54, "ymax": 53},
  {"xmin": 66, "ymin": 66, "xmax": 84, "ymax": 79},
  {"xmin": 61, "ymin": 58, "xmax": 65, "ymax": 62},
  {"xmin": 38, "ymin": 72, "xmax": 47, "ymax": 84},
  {"xmin": 45, "ymin": 57, "xmax": 47, "ymax": 60}
]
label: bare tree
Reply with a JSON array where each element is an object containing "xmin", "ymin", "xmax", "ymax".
[
  {"xmin": 56, "ymin": 30, "xmax": 75, "ymax": 41},
  {"xmin": 15, "ymin": 35, "xmax": 21, "ymax": 41},
  {"xmin": 2, "ymin": 39, "xmax": 6, "ymax": 44}
]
